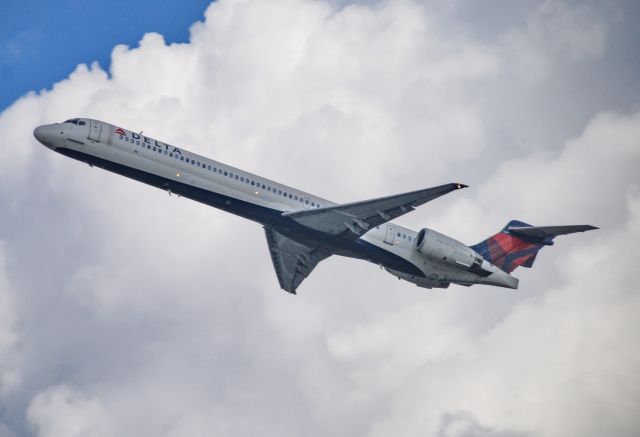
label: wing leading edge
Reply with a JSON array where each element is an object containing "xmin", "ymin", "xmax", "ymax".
[
  {"xmin": 263, "ymin": 227, "xmax": 331, "ymax": 294},
  {"xmin": 283, "ymin": 183, "xmax": 467, "ymax": 238}
]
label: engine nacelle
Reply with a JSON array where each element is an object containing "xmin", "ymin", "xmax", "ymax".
[{"xmin": 414, "ymin": 228, "xmax": 487, "ymax": 274}]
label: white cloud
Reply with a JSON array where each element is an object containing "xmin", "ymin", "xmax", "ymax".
[
  {"xmin": 27, "ymin": 386, "xmax": 113, "ymax": 437},
  {"xmin": 501, "ymin": 0, "xmax": 605, "ymax": 83},
  {"xmin": 0, "ymin": 0, "xmax": 637, "ymax": 436},
  {"xmin": 361, "ymin": 202, "xmax": 640, "ymax": 436},
  {"xmin": 0, "ymin": 243, "xmax": 21, "ymax": 397}
]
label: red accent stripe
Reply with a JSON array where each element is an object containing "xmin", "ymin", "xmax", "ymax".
[
  {"xmin": 508, "ymin": 253, "xmax": 537, "ymax": 272},
  {"xmin": 485, "ymin": 233, "xmax": 538, "ymax": 267}
]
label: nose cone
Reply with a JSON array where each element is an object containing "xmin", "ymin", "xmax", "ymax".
[
  {"xmin": 34, "ymin": 124, "xmax": 57, "ymax": 149},
  {"xmin": 33, "ymin": 125, "xmax": 46, "ymax": 143}
]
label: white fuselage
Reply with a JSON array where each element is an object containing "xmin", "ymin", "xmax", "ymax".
[{"xmin": 34, "ymin": 118, "xmax": 518, "ymax": 290}]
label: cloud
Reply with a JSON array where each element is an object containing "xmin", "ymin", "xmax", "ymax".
[
  {"xmin": 341, "ymin": 187, "xmax": 640, "ymax": 437},
  {"xmin": 27, "ymin": 385, "xmax": 113, "ymax": 437},
  {"xmin": 0, "ymin": 243, "xmax": 21, "ymax": 397},
  {"xmin": 0, "ymin": 0, "xmax": 638, "ymax": 436},
  {"xmin": 501, "ymin": 0, "xmax": 605, "ymax": 83}
]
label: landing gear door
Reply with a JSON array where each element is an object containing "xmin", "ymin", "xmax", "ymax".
[
  {"xmin": 88, "ymin": 120, "xmax": 102, "ymax": 142},
  {"xmin": 384, "ymin": 224, "xmax": 395, "ymax": 244}
]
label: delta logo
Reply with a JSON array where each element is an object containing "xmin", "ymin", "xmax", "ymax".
[{"xmin": 116, "ymin": 127, "xmax": 184, "ymax": 156}]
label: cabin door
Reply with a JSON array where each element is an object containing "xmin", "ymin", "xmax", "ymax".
[{"xmin": 89, "ymin": 120, "xmax": 102, "ymax": 141}]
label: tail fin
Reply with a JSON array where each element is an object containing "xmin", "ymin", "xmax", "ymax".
[{"xmin": 470, "ymin": 220, "xmax": 597, "ymax": 273}]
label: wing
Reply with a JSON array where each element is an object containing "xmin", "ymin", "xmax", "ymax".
[
  {"xmin": 283, "ymin": 183, "xmax": 467, "ymax": 238},
  {"xmin": 264, "ymin": 227, "xmax": 331, "ymax": 294}
]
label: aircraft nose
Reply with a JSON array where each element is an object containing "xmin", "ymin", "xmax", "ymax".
[
  {"xmin": 33, "ymin": 125, "xmax": 47, "ymax": 142},
  {"xmin": 33, "ymin": 124, "xmax": 58, "ymax": 149}
]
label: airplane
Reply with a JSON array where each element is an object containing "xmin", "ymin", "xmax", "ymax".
[{"xmin": 33, "ymin": 118, "xmax": 597, "ymax": 294}]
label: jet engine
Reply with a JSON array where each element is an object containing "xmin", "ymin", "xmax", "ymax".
[{"xmin": 414, "ymin": 228, "xmax": 491, "ymax": 276}]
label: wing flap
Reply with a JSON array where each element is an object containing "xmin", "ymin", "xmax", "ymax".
[{"xmin": 283, "ymin": 183, "xmax": 466, "ymax": 238}]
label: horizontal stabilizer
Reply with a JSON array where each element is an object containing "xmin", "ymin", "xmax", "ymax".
[
  {"xmin": 283, "ymin": 183, "xmax": 467, "ymax": 239},
  {"xmin": 471, "ymin": 220, "xmax": 598, "ymax": 274},
  {"xmin": 507, "ymin": 225, "xmax": 598, "ymax": 241}
]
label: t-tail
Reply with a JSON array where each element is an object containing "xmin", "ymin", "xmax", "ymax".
[{"xmin": 470, "ymin": 220, "xmax": 598, "ymax": 274}]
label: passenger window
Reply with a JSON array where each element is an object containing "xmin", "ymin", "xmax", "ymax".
[
  {"xmin": 207, "ymin": 165, "xmax": 211, "ymax": 170},
  {"xmin": 251, "ymin": 181, "xmax": 255, "ymax": 186},
  {"xmin": 240, "ymin": 177, "xmax": 244, "ymax": 182},
  {"xmin": 305, "ymin": 200, "xmax": 309, "ymax": 204},
  {"xmin": 397, "ymin": 232, "xmax": 401, "ymax": 237},
  {"xmin": 235, "ymin": 175, "xmax": 239, "ymax": 180},
  {"xmin": 289, "ymin": 194, "xmax": 293, "ymax": 199},
  {"xmin": 169, "ymin": 153, "xmax": 173, "ymax": 157},
  {"xmin": 180, "ymin": 156, "xmax": 184, "ymax": 161},
  {"xmin": 147, "ymin": 145, "xmax": 151, "ymax": 149}
]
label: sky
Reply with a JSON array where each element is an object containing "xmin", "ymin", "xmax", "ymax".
[
  {"xmin": 1, "ymin": 1, "xmax": 639, "ymax": 436},
  {"xmin": 0, "ymin": 0, "xmax": 212, "ymax": 111}
]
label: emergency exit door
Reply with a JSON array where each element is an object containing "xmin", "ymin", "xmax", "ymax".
[{"xmin": 384, "ymin": 224, "xmax": 395, "ymax": 244}]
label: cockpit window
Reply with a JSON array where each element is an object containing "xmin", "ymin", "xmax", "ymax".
[{"xmin": 63, "ymin": 118, "xmax": 86, "ymax": 125}]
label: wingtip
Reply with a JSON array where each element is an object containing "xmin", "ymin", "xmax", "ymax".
[{"xmin": 454, "ymin": 183, "xmax": 469, "ymax": 189}]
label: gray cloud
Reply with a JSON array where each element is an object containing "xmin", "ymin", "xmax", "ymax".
[
  {"xmin": 438, "ymin": 411, "xmax": 531, "ymax": 437},
  {"xmin": 0, "ymin": 1, "xmax": 639, "ymax": 436}
]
